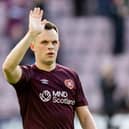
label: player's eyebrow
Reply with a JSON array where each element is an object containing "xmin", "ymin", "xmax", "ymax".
[
  {"xmin": 52, "ymin": 40, "xmax": 58, "ymax": 42},
  {"xmin": 40, "ymin": 40, "xmax": 49, "ymax": 43}
]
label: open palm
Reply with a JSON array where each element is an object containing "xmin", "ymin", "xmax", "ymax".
[{"xmin": 29, "ymin": 7, "xmax": 44, "ymax": 33}]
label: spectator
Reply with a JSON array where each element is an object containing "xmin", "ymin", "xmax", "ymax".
[
  {"xmin": 72, "ymin": 0, "xmax": 87, "ymax": 16},
  {"xmin": 99, "ymin": 62, "xmax": 118, "ymax": 129},
  {"xmin": 97, "ymin": 0, "xmax": 125, "ymax": 55}
]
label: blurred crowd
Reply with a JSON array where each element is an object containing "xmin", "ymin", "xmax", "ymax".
[{"xmin": 0, "ymin": 0, "xmax": 129, "ymax": 129}]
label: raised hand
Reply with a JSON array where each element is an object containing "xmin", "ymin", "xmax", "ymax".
[{"xmin": 29, "ymin": 7, "xmax": 44, "ymax": 34}]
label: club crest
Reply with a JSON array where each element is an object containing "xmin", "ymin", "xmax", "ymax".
[{"xmin": 64, "ymin": 79, "xmax": 75, "ymax": 90}]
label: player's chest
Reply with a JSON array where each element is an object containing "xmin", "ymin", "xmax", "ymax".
[
  {"xmin": 29, "ymin": 74, "xmax": 77, "ymax": 105},
  {"xmin": 31, "ymin": 73, "xmax": 76, "ymax": 90}
]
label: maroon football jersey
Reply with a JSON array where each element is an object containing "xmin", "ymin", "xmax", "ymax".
[{"xmin": 12, "ymin": 64, "xmax": 88, "ymax": 129}]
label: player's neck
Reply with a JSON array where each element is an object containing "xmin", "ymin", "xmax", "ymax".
[{"xmin": 35, "ymin": 62, "xmax": 56, "ymax": 72}]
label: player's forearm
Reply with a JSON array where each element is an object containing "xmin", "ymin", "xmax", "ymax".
[
  {"xmin": 81, "ymin": 113, "xmax": 97, "ymax": 129},
  {"xmin": 2, "ymin": 32, "xmax": 35, "ymax": 71}
]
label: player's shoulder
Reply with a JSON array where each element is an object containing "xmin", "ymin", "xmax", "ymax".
[
  {"xmin": 21, "ymin": 64, "xmax": 34, "ymax": 70},
  {"xmin": 56, "ymin": 64, "xmax": 77, "ymax": 75},
  {"xmin": 20, "ymin": 64, "xmax": 36, "ymax": 79}
]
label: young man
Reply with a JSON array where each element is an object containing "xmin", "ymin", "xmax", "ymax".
[{"xmin": 2, "ymin": 7, "xmax": 97, "ymax": 129}]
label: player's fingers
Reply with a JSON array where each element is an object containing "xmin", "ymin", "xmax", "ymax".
[
  {"xmin": 30, "ymin": 9, "xmax": 34, "ymax": 15},
  {"xmin": 34, "ymin": 7, "xmax": 37, "ymax": 13},
  {"xmin": 36, "ymin": 7, "xmax": 41, "ymax": 15},
  {"xmin": 40, "ymin": 10, "xmax": 43, "ymax": 18},
  {"xmin": 32, "ymin": 7, "xmax": 39, "ymax": 16},
  {"xmin": 29, "ymin": 10, "xmax": 33, "ymax": 19},
  {"xmin": 31, "ymin": 7, "xmax": 40, "ymax": 18}
]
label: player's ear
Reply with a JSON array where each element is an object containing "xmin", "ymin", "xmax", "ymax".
[{"xmin": 30, "ymin": 43, "xmax": 35, "ymax": 51}]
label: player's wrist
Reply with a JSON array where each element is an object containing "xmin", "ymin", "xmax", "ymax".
[
  {"xmin": 27, "ymin": 30, "xmax": 40, "ymax": 38},
  {"xmin": 25, "ymin": 31, "xmax": 39, "ymax": 43}
]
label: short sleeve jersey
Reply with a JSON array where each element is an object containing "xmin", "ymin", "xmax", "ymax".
[{"xmin": 12, "ymin": 64, "xmax": 88, "ymax": 129}]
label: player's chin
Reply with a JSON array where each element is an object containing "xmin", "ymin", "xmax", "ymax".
[{"xmin": 45, "ymin": 60, "xmax": 55, "ymax": 65}]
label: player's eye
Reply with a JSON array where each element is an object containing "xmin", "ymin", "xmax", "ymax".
[
  {"xmin": 40, "ymin": 40, "xmax": 48, "ymax": 45},
  {"xmin": 52, "ymin": 40, "xmax": 58, "ymax": 45}
]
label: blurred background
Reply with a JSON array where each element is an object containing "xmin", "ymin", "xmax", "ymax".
[{"xmin": 0, "ymin": 0, "xmax": 129, "ymax": 129}]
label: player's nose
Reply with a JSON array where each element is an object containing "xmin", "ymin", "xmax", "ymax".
[{"xmin": 48, "ymin": 42, "xmax": 54, "ymax": 49}]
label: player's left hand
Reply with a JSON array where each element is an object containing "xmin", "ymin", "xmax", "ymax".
[{"xmin": 29, "ymin": 7, "xmax": 44, "ymax": 34}]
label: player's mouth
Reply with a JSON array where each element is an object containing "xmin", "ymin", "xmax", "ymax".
[{"xmin": 47, "ymin": 52, "xmax": 55, "ymax": 57}]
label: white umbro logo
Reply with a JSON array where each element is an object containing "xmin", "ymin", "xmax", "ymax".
[{"xmin": 40, "ymin": 79, "xmax": 49, "ymax": 85}]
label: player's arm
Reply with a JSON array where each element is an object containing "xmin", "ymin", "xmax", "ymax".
[
  {"xmin": 2, "ymin": 7, "xmax": 44, "ymax": 84},
  {"xmin": 76, "ymin": 106, "xmax": 97, "ymax": 129},
  {"xmin": 2, "ymin": 32, "xmax": 34, "ymax": 84}
]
